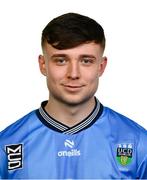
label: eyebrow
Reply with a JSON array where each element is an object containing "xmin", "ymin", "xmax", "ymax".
[
  {"xmin": 51, "ymin": 54, "xmax": 67, "ymax": 58},
  {"xmin": 51, "ymin": 54, "xmax": 96, "ymax": 59},
  {"xmin": 79, "ymin": 55, "xmax": 96, "ymax": 59}
]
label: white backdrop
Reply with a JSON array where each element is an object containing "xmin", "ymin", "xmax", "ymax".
[{"xmin": 0, "ymin": 0, "xmax": 147, "ymax": 131}]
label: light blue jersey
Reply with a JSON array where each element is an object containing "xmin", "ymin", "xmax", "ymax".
[{"xmin": 0, "ymin": 98, "xmax": 147, "ymax": 179}]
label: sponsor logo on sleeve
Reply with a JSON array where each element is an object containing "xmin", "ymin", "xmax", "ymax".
[{"xmin": 5, "ymin": 144, "xmax": 23, "ymax": 170}]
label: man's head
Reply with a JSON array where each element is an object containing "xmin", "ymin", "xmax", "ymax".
[
  {"xmin": 41, "ymin": 12, "xmax": 105, "ymax": 51},
  {"xmin": 39, "ymin": 13, "xmax": 107, "ymax": 106}
]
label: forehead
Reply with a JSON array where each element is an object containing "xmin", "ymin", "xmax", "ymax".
[{"xmin": 43, "ymin": 42, "xmax": 103, "ymax": 58}]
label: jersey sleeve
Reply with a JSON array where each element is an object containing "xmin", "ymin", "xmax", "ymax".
[
  {"xmin": 0, "ymin": 144, "xmax": 8, "ymax": 179},
  {"xmin": 136, "ymin": 131, "xmax": 147, "ymax": 178},
  {"xmin": 137, "ymin": 154, "xmax": 147, "ymax": 178}
]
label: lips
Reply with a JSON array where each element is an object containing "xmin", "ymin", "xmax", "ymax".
[
  {"xmin": 62, "ymin": 84, "xmax": 85, "ymax": 92},
  {"xmin": 64, "ymin": 85, "xmax": 84, "ymax": 88}
]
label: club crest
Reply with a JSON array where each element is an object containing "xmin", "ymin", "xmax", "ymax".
[{"xmin": 116, "ymin": 143, "xmax": 133, "ymax": 166}]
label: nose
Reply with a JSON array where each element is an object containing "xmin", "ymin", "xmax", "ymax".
[{"xmin": 66, "ymin": 61, "xmax": 80, "ymax": 80}]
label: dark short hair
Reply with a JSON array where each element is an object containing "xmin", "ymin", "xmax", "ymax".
[{"xmin": 41, "ymin": 13, "xmax": 105, "ymax": 50}]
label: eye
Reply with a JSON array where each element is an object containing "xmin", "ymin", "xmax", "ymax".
[
  {"xmin": 55, "ymin": 58, "xmax": 67, "ymax": 65},
  {"xmin": 81, "ymin": 58, "xmax": 94, "ymax": 65}
]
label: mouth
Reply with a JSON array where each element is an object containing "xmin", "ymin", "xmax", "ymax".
[
  {"xmin": 62, "ymin": 84, "xmax": 85, "ymax": 92},
  {"xmin": 64, "ymin": 85, "xmax": 84, "ymax": 88}
]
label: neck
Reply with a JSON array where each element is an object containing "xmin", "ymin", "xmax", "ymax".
[{"xmin": 45, "ymin": 97, "xmax": 96, "ymax": 127}]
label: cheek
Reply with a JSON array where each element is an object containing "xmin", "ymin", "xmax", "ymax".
[
  {"xmin": 47, "ymin": 67, "xmax": 66, "ymax": 82},
  {"xmin": 83, "ymin": 70, "xmax": 98, "ymax": 83}
]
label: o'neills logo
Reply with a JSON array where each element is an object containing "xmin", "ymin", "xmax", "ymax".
[
  {"xmin": 58, "ymin": 140, "xmax": 81, "ymax": 157},
  {"xmin": 58, "ymin": 149, "xmax": 80, "ymax": 157}
]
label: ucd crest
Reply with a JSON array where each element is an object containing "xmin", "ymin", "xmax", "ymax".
[{"xmin": 116, "ymin": 143, "xmax": 133, "ymax": 166}]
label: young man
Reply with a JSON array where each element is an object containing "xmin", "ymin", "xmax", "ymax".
[{"xmin": 0, "ymin": 13, "xmax": 147, "ymax": 179}]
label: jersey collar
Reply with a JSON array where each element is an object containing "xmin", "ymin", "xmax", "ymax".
[{"xmin": 36, "ymin": 97, "xmax": 103, "ymax": 135}]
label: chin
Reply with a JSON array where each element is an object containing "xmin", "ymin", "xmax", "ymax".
[{"xmin": 59, "ymin": 94, "xmax": 94, "ymax": 106}]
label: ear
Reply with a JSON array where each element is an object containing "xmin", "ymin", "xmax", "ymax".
[
  {"xmin": 98, "ymin": 56, "xmax": 107, "ymax": 77},
  {"xmin": 38, "ymin": 55, "xmax": 47, "ymax": 76}
]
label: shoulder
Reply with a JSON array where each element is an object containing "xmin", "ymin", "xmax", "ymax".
[
  {"xmin": 0, "ymin": 110, "xmax": 38, "ymax": 145},
  {"xmin": 102, "ymin": 106, "xmax": 147, "ymax": 150},
  {"xmin": 103, "ymin": 105, "xmax": 147, "ymax": 151},
  {"xmin": 102, "ymin": 106, "xmax": 147, "ymax": 173},
  {"xmin": 102, "ymin": 106, "xmax": 147, "ymax": 135}
]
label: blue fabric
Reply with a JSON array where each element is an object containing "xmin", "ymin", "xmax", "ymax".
[{"xmin": 0, "ymin": 107, "xmax": 147, "ymax": 179}]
